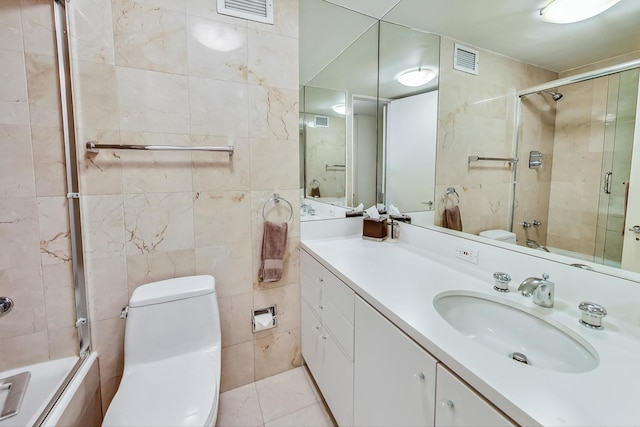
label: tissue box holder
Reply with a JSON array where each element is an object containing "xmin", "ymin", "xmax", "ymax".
[{"xmin": 363, "ymin": 218, "xmax": 387, "ymax": 241}]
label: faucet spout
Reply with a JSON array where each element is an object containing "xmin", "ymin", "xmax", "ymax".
[{"xmin": 517, "ymin": 274, "xmax": 555, "ymax": 308}]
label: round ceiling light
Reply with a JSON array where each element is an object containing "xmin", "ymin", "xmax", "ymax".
[
  {"xmin": 540, "ymin": 0, "xmax": 622, "ymax": 24},
  {"xmin": 331, "ymin": 104, "xmax": 346, "ymax": 115},
  {"xmin": 396, "ymin": 68, "xmax": 437, "ymax": 87}
]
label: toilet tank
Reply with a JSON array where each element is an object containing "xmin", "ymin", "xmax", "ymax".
[
  {"xmin": 479, "ymin": 229, "xmax": 516, "ymax": 244},
  {"xmin": 124, "ymin": 275, "xmax": 220, "ymax": 366}
]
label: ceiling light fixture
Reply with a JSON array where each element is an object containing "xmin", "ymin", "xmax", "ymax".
[
  {"xmin": 331, "ymin": 104, "xmax": 346, "ymax": 115},
  {"xmin": 540, "ymin": 0, "xmax": 622, "ymax": 24},
  {"xmin": 396, "ymin": 68, "xmax": 437, "ymax": 87}
]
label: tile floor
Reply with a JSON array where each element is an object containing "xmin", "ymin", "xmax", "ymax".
[{"xmin": 216, "ymin": 366, "xmax": 336, "ymax": 427}]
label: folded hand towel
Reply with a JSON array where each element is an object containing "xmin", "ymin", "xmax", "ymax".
[
  {"xmin": 259, "ymin": 221, "xmax": 288, "ymax": 282},
  {"xmin": 443, "ymin": 205, "xmax": 463, "ymax": 232}
]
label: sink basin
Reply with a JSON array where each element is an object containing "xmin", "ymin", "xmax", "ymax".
[{"xmin": 433, "ymin": 291, "xmax": 598, "ymax": 373}]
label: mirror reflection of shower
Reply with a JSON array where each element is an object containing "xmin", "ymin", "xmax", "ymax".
[
  {"xmin": 540, "ymin": 89, "xmax": 563, "ymax": 101},
  {"xmin": 514, "ymin": 68, "xmax": 639, "ymax": 269}
]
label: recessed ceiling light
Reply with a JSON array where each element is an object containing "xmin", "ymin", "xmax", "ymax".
[
  {"xmin": 396, "ymin": 68, "xmax": 437, "ymax": 87},
  {"xmin": 540, "ymin": 0, "xmax": 622, "ymax": 24},
  {"xmin": 332, "ymin": 104, "xmax": 346, "ymax": 115}
]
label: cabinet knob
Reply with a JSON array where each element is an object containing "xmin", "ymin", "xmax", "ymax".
[
  {"xmin": 415, "ymin": 372, "xmax": 425, "ymax": 380},
  {"xmin": 318, "ymin": 277, "xmax": 324, "ymax": 284},
  {"xmin": 319, "ymin": 305, "xmax": 324, "ymax": 310},
  {"xmin": 442, "ymin": 400, "xmax": 454, "ymax": 409},
  {"xmin": 321, "ymin": 334, "xmax": 328, "ymax": 340},
  {"xmin": 314, "ymin": 325, "xmax": 320, "ymax": 330}
]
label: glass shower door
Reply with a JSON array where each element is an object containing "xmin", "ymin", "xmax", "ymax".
[{"xmin": 594, "ymin": 69, "xmax": 639, "ymax": 267}]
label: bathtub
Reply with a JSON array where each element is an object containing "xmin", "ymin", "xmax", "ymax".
[{"xmin": 0, "ymin": 352, "xmax": 99, "ymax": 427}]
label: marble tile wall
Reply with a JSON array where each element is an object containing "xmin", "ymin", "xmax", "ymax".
[
  {"xmin": 67, "ymin": 0, "xmax": 300, "ymax": 412},
  {"xmin": 0, "ymin": 0, "xmax": 78, "ymax": 371},
  {"xmin": 435, "ymin": 37, "xmax": 557, "ymax": 236}
]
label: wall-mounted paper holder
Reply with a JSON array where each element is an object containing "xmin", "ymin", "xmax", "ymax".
[
  {"xmin": 529, "ymin": 151, "xmax": 543, "ymax": 169},
  {"xmin": 252, "ymin": 305, "xmax": 277, "ymax": 333}
]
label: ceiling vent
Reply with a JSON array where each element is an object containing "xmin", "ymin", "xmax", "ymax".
[
  {"xmin": 454, "ymin": 43, "xmax": 479, "ymax": 75},
  {"xmin": 314, "ymin": 115, "xmax": 329, "ymax": 128},
  {"xmin": 217, "ymin": 0, "xmax": 274, "ymax": 24}
]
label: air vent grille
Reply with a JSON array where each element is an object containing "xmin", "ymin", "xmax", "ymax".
[
  {"xmin": 454, "ymin": 43, "xmax": 479, "ymax": 75},
  {"xmin": 314, "ymin": 115, "xmax": 329, "ymax": 128},
  {"xmin": 217, "ymin": 0, "xmax": 273, "ymax": 24}
]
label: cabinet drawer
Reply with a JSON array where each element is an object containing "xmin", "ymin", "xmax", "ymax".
[
  {"xmin": 301, "ymin": 300, "xmax": 322, "ymax": 374},
  {"xmin": 301, "ymin": 273, "xmax": 322, "ymax": 316},
  {"xmin": 435, "ymin": 365, "xmax": 516, "ymax": 427},
  {"xmin": 321, "ymin": 295, "xmax": 354, "ymax": 360},
  {"xmin": 301, "ymin": 250, "xmax": 354, "ymax": 324}
]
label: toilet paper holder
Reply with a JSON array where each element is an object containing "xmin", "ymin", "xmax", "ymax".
[{"xmin": 252, "ymin": 305, "xmax": 277, "ymax": 333}]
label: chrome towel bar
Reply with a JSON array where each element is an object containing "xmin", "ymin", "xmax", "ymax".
[
  {"xmin": 86, "ymin": 141, "xmax": 234, "ymax": 155},
  {"xmin": 468, "ymin": 155, "xmax": 518, "ymax": 164}
]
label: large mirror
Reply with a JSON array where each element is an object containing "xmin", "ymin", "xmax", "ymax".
[{"xmin": 300, "ymin": 0, "xmax": 640, "ymax": 277}]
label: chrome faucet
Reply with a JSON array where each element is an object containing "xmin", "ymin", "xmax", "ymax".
[{"xmin": 517, "ymin": 273, "xmax": 555, "ymax": 308}]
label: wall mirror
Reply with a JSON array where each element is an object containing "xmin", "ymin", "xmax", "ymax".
[
  {"xmin": 299, "ymin": 0, "xmax": 440, "ymax": 217},
  {"xmin": 300, "ymin": 0, "xmax": 640, "ymax": 278}
]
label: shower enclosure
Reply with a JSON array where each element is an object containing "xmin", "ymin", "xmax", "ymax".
[
  {"xmin": 514, "ymin": 62, "xmax": 640, "ymax": 268},
  {"xmin": 0, "ymin": 0, "xmax": 91, "ymax": 424}
]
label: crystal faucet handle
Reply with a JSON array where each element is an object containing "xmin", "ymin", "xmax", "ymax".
[
  {"xmin": 578, "ymin": 302, "xmax": 607, "ymax": 329},
  {"xmin": 493, "ymin": 272, "xmax": 511, "ymax": 293}
]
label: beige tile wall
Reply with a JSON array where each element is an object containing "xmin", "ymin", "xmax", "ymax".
[
  {"xmin": 0, "ymin": 0, "xmax": 78, "ymax": 371},
  {"xmin": 67, "ymin": 0, "xmax": 300, "ymax": 412},
  {"xmin": 304, "ymin": 113, "xmax": 347, "ymax": 198},
  {"xmin": 435, "ymin": 37, "xmax": 557, "ymax": 236}
]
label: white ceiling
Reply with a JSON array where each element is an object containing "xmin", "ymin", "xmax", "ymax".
[{"xmin": 305, "ymin": 0, "xmax": 640, "ymax": 78}]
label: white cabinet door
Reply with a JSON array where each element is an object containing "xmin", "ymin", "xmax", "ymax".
[
  {"xmin": 435, "ymin": 365, "xmax": 516, "ymax": 427},
  {"xmin": 354, "ymin": 296, "xmax": 437, "ymax": 427}
]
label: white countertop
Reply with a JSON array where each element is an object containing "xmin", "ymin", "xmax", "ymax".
[{"xmin": 302, "ymin": 235, "xmax": 640, "ymax": 427}]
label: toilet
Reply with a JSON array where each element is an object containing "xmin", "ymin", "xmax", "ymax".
[
  {"xmin": 479, "ymin": 229, "xmax": 517, "ymax": 244},
  {"xmin": 102, "ymin": 275, "xmax": 221, "ymax": 427}
]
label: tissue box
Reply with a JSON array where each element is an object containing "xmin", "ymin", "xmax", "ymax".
[{"xmin": 363, "ymin": 218, "xmax": 387, "ymax": 241}]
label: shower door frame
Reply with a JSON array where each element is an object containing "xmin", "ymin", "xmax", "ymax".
[{"xmin": 34, "ymin": 0, "xmax": 92, "ymax": 424}]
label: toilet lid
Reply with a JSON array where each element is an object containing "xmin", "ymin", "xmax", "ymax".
[{"xmin": 102, "ymin": 350, "xmax": 219, "ymax": 427}]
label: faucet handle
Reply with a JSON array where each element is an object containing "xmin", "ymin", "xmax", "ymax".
[
  {"xmin": 578, "ymin": 302, "xmax": 607, "ymax": 329},
  {"xmin": 542, "ymin": 273, "xmax": 549, "ymax": 280},
  {"xmin": 492, "ymin": 272, "xmax": 511, "ymax": 293}
]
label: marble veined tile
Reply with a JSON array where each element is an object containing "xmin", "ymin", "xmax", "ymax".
[
  {"xmin": 248, "ymin": 86, "xmax": 298, "ymax": 140},
  {"xmin": 112, "ymin": 0, "xmax": 187, "ymax": 74},
  {"xmin": 216, "ymin": 383, "xmax": 263, "ymax": 427},
  {"xmin": 0, "ymin": 49, "xmax": 29, "ymax": 126},
  {"xmin": 0, "ymin": 124, "xmax": 35, "ymax": 197},
  {"xmin": 69, "ymin": 0, "xmax": 115, "ymax": 64},
  {"xmin": 189, "ymin": 77, "xmax": 249, "ymax": 137},
  {"xmin": 0, "ymin": 0, "xmax": 23, "ymax": 52},
  {"xmin": 248, "ymin": 29, "xmax": 298, "ymax": 90},
  {"xmin": 123, "ymin": 192, "xmax": 195, "ymax": 254},
  {"xmin": 255, "ymin": 366, "xmax": 315, "ymax": 423}
]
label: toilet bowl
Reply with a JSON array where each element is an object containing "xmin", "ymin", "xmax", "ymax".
[
  {"xmin": 479, "ymin": 229, "xmax": 517, "ymax": 244},
  {"xmin": 102, "ymin": 275, "xmax": 221, "ymax": 427}
]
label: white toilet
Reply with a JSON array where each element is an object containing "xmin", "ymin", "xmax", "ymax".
[
  {"xmin": 479, "ymin": 229, "xmax": 517, "ymax": 244},
  {"xmin": 102, "ymin": 275, "xmax": 221, "ymax": 427}
]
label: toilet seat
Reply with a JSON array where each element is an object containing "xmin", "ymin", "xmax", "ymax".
[{"xmin": 102, "ymin": 349, "xmax": 220, "ymax": 427}]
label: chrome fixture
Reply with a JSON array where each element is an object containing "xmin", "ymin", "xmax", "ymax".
[
  {"xmin": 520, "ymin": 221, "xmax": 532, "ymax": 228},
  {"xmin": 0, "ymin": 297, "xmax": 13, "ymax": 318},
  {"xmin": 532, "ymin": 220, "xmax": 542, "ymax": 227},
  {"xmin": 578, "ymin": 302, "xmax": 607, "ymax": 329},
  {"xmin": 526, "ymin": 239, "xmax": 550, "ymax": 252},
  {"xmin": 468, "ymin": 155, "xmax": 518, "ymax": 165},
  {"xmin": 492, "ymin": 272, "xmax": 511, "ymax": 293},
  {"xmin": 0, "ymin": 372, "xmax": 31, "ymax": 421},
  {"xmin": 120, "ymin": 306, "xmax": 129, "ymax": 319},
  {"xmin": 571, "ymin": 263, "xmax": 595, "ymax": 271},
  {"xmin": 541, "ymin": 89, "xmax": 563, "ymax": 101},
  {"xmin": 529, "ymin": 151, "xmax": 543, "ymax": 168},
  {"xmin": 86, "ymin": 141, "xmax": 235, "ymax": 155},
  {"xmin": 511, "ymin": 352, "xmax": 529, "ymax": 365},
  {"xmin": 517, "ymin": 274, "xmax": 555, "ymax": 308},
  {"xmin": 604, "ymin": 171, "xmax": 612, "ymax": 194}
]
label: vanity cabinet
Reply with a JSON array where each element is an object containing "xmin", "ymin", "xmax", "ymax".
[
  {"xmin": 353, "ymin": 296, "xmax": 437, "ymax": 426},
  {"xmin": 435, "ymin": 365, "xmax": 516, "ymax": 427},
  {"xmin": 300, "ymin": 251, "xmax": 354, "ymax": 426}
]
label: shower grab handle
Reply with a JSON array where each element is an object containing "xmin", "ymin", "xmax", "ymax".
[{"xmin": 604, "ymin": 172, "xmax": 612, "ymax": 194}]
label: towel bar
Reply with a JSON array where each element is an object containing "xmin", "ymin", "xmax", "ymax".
[
  {"xmin": 86, "ymin": 141, "xmax": 234, "ymax": 155},
  {"xmin": 469, "ymin": 155, "xmax": 518, "ymax": 164}
]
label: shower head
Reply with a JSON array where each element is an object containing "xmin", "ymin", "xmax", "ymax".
[{"xmin": 541, "ymin": 89, "xmax": 563, "ymax": 101}]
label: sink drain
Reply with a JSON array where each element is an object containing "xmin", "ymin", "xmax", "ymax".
[{"xmin": 511, "ymin": 352, "xmax": 529, "ymax": 365}]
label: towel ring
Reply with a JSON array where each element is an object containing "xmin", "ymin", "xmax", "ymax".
[
  {"xmin": 262, "ymin": 193, "xmax": 293, "ymax": 223},
  {"xmin": 442, "ymin": 187, "xmax": 460, "ymax": 206}
]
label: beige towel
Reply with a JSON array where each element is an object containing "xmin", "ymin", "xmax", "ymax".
[
  {"xmin": 259, "ymin": 221, "xmax": 288, "ymax": 282},
  {"xmin": 443, "ymin": 206, "xmax": 463, "ymax": 232}
]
